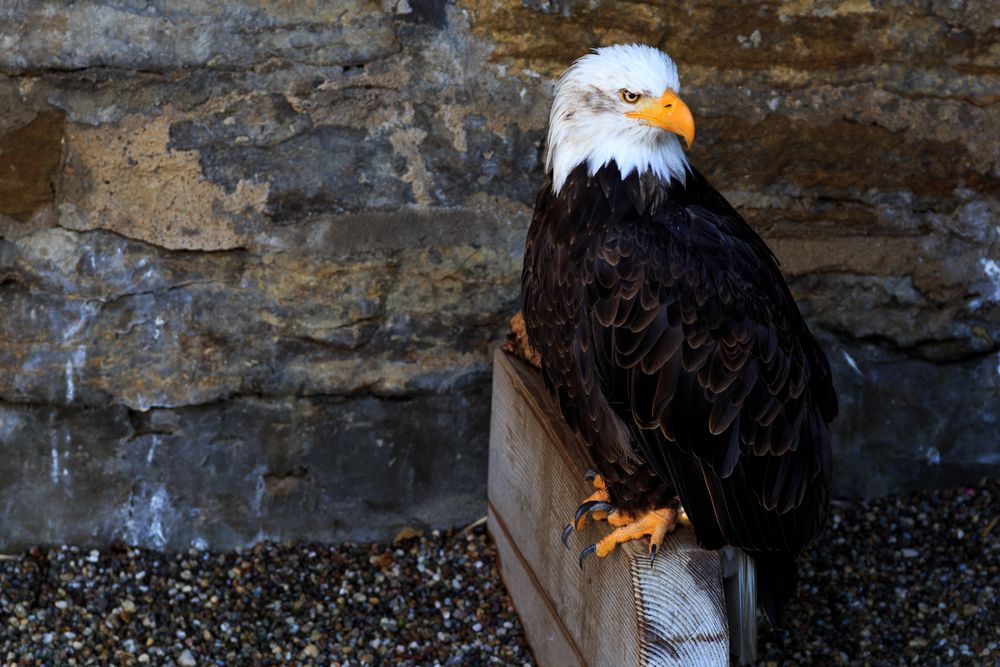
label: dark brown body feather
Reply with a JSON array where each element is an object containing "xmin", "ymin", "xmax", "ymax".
[{"xmin": 521, "ymin": 161, "xmax": 837, "ymax": 622}]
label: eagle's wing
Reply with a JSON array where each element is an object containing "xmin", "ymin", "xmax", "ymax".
[{"xmin": 584, "ymin": 186, "xmax": 837, "ymax": 555}]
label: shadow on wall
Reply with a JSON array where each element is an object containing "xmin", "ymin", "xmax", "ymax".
[{"xmin": 0, "ymin": 0, "xmax": 997, "ymax": 548}]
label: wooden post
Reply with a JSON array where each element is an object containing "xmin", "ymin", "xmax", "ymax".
[{"xmin": 488, "ymin": 349, "xmax": 730, "ymax": 667}]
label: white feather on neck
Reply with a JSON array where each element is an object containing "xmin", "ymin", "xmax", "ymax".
[{"xmin": 544, "ymin": 44, "xmax": 691, "ymax": 195}]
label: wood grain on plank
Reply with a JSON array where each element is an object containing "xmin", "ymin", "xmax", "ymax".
[{"xmin": 488, "ymin": 349, "xmax": 729, "ymax": 667}]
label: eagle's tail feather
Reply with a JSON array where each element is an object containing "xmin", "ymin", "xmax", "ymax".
[
  {"xmin": 754, "ymin": 551, "xmax": 798, "ymax": 626},
  {"xmin": 721, "ymin": 546, "xmax": 757, "ymax": 665}
]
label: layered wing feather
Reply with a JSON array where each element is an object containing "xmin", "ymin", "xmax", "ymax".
[
  {"xmin": 523, "ymin": 163, "xmax": 836, "ymax": 560},
  {"xmin": 581, "ymin": 167, "xmax": 836, "ymax": 556}
]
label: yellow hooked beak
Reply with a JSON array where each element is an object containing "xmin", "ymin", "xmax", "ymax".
[{"xmin": 624, "ymin": 90, "xmax": 695, "ymax": 148}]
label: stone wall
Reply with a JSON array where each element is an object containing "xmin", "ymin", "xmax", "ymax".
[{"xmin": 0, "ymin": 0, "xmax": 997, "ymax": 550}]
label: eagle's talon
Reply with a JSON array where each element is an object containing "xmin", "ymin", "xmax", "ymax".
[
  {"xmin": 574, "ymin": 500, "xmax": 597, "ymax": 527},
  {"xmin": 571, "ymin": 474, "xmax": 612, "ymax": 530},
  {"xmin": 561, "ymin": 522, "xmax": 574, "ymax": 548},
  {"xmin": 584, "ymin": 469, "xmax": 599, "ymax": 482},
  {"xmin": 574, "ymin": 500, "xmax": 604, "ymax": 530},
  {"xmin": 578, "ymin": 544, "xmax": 597, "ymax": 569},
  {"xmin": 573, "ymin": 500, "xmax": 615, "ymax": 529},
  {"xmin": 590, "ymin": 501, "xmax": 615, "ymax": 514},
  {"xmin": 649, "ymin": 542, "xmax": 657, "ymax": 564}
]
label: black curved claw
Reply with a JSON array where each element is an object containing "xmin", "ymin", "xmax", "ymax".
[
  {"xmin": 573, "ymin": 501, "xmax": 616, "ymax": 527},
  {"xmin": 578, "ymin": 544, "xmax": 597, "ymax": 570},
  {"xmin": 587, "ymin": 501, "xmax": 615, "ymax": 515},
  {"xmin": 649, "ymin": 543, "xmax": 658, "ymax": 565},
  {"xmin": 584, "ymin": 469, "xmax": 599, "ymax": 482},
  {"xmin": 561, "ymin": 523, "xmax": 574, "ymax": 548},
  {"xmin": 573, "ymin": 501, "xmax": 599, "ymax": 527}
]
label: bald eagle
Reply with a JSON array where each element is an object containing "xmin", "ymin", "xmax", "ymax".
[{"xmin": 520, "ymin": 44, "xmax": 837, "ymax": 633}]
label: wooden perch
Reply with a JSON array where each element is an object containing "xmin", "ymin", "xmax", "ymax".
[{"xmin": 488, "ymin": 349, "xmax": 730, "ymax": 667}]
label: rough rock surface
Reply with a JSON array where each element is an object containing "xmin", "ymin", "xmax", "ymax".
[{"xmin": 0, "ymin": 0, "xmax": 998, "ymax": 549}]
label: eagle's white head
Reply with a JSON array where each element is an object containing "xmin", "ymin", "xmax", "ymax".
[{"xmin": 545, "ymin": 44, "xmax": 695, "ymax": 195}]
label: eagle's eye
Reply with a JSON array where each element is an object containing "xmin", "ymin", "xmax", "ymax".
[{"xmin": 619, "ymin": 89, "xmax": 641, "ymax": 104}]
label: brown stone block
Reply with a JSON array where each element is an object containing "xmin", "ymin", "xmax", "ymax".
[
  {"xmin": 464, "ymin": 1, "xmax": 1000, "ymax": 77},
  {"xmin": 460, "ymin": 2, "xmax": 874, "ymax": 73},
  {"xmin": 0, "ymin": 110, "xmax": 64, "ymax": 222},
  {"xmin": 693, "ymin": 114, "xmax": 996, "ymax": 200},
  {"xmin": 460, "ymin": 1, "xmax": 669, "ymax": 74}
]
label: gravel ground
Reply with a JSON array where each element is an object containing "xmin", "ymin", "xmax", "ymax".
[
  {"xmin": 1, "ymin": 479, "xmax": 997, "ymax": 666},
  {"xmin": 0, "ymin": 525, "xmax": 531, "ymax": 666},
  {"xmin": 758, "ymin": 477, "xmax": 1000, "ymax": 666}
]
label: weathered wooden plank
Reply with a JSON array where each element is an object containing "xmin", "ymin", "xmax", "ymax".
[
  {"xmin": 488, "ymin": 349, "xmax": 729, "ymax": 667},
  {"xmin": 488, "ymin": 503, "xmax": 586, "ymax": 667}
]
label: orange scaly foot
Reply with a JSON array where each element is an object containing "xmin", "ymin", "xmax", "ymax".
[
  {"xmin": 561, "ymin": 472, "xmax": 685, "ymax": 565},
  {"xmin": 578, "ymin": 506, "xmax": 679, "ymax": 568},
  {"xmin": 502, "ymin": 312, "xmax": 542, "ymax": 368}
]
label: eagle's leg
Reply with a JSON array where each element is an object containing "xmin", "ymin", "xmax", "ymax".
[
  {"xmin": 502, "ymin": 312, "xmax": 541, "ymax": 368},
  {"xmin": 579, "ymin": 504, "xmax": 681, "ymax": 567}
]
